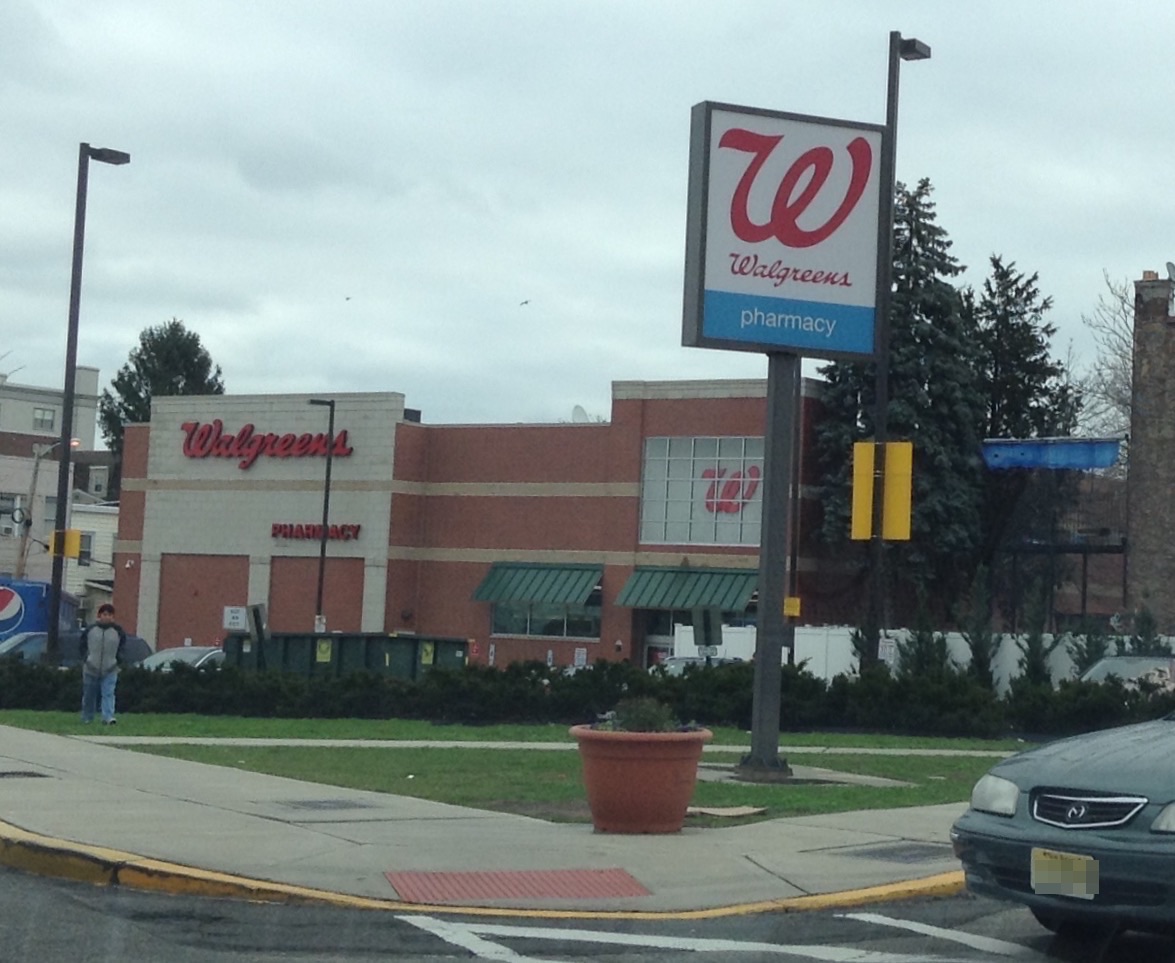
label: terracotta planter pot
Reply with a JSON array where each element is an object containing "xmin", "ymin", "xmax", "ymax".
[{"xmin": 570, "ymin": 724, "xmax": 713, "ymax": 834}]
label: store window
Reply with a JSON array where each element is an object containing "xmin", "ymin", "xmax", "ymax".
[
  {"xmin": 491, "ymin": 589, "xmax": 603, "ymax": 640},
  {"xmin": 644, "ymin": 605, "xmax": 757, "ymax": 636},
  {"xmin": 33, "ymin": 407, "xmax": 56, "ymax": 432},
  {"xmin": 639, "ymin": 436, "xmax": 764, "ymax": 546}
]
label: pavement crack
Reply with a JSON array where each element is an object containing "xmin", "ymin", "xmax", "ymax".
[{"xmin": 742, "ymin": 854, "xmax": 810, "ymax": 894}]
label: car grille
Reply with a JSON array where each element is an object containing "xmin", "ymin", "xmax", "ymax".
[{"xmin": 1032, "ymin": 790, "xmax": 1147, "ymax": 829}]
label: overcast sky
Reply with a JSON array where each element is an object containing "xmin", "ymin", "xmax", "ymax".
[{"xmin": 2, "ymin": 1, "xmax": 1168, "ymax": 427}]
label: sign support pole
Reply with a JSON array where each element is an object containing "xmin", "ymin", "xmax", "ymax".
[{"xmin": 740, "ymin": 351, "xmax": 798, "ymax": 776}]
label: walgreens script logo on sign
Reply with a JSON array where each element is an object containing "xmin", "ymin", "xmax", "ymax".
[{"xmin": 689, "ymin": 102, "xmax": 883, "ymax": 358}]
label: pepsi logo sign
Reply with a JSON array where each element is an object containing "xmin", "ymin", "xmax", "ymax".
[{"xmin": 0, "ymin": 587, "xmax": 26, "ymax": 636}]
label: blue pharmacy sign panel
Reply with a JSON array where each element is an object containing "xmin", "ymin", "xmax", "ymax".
[{"xmin": 683, "ymin": 102, "xmax": 885, "ymax": 359}]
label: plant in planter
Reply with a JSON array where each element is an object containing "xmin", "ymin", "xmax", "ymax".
[{"xmin": 570, "ymin": 696, "xmax": 712, "ymax": 834}]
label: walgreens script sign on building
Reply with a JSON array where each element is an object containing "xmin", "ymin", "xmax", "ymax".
[
  {"xmin": 181, "ymin": 420, "xmax": 354, "ymax": 470},
  {"xmin": 683, "ymin": 101, "xmax": 884, "ymax": 359}
]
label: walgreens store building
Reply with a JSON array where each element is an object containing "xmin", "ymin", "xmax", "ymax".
[{"xmin": 114, "ymin": 379, "xmax": 837, "ymax": 668}]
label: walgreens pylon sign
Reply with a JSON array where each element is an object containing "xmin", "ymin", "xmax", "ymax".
[{"xmin": 683, "ymin": 102, "xmax": 884, "ymax": 360}]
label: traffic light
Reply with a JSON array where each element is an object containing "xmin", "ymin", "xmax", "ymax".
[
  {"xmin": 850, "ymin": 441, "xmax": 913, "ymax": 540},
  {"xmin": 48, "ymin": 529, "xmax": 82, "ymax": 558}
]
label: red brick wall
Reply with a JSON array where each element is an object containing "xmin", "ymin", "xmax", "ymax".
[
  {"xmin": 269, "ymin": 556, "xmax": 365, "ymax": 633},
  {"xmin": 420, "ymin": 495, "xmax": 622, "ymax": 552},
  {"xmin": 391, "ymin": 421, "xmax": 428, "ymax": 482},
  {"xmin": 113, "ymin": 424, "xmax": 151, "ymax": 623},
  {"xmin": 424, "ymin": 424, "xmax": 618, "ymax": 483},
  {"xmin": 112, "ymin": 557, "xmax": 141, "ymax": 634},
  {"xmin": 157, "ymin": 554, "xmax": 249, "ymax": 649}
]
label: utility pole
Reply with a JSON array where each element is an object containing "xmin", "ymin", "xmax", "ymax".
[{"xmin": 15, "ymin": 443, "xmax": 57, "ymax": 580}]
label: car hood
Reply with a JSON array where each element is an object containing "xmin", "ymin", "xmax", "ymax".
[{"xmin": 995, "ymin": 718, "xmax": 1175, "ymax": 800}]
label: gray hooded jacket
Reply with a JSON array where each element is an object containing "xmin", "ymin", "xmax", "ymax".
[{"xmin": 81, "ymin": 624, "xmax": 126, "ymax": 676}]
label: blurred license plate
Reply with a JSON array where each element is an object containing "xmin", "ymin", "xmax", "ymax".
[{"xmin": 1031, "ymin": 847, "xmax": 1098, "ymax": 899}]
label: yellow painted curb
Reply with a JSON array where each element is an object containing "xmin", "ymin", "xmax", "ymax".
[{"xmin": 0, "ymin": 818, "xmax": 964, "ymax": 920}]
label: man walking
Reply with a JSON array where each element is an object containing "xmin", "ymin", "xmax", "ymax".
[{"xmin": 80, "ymin": 603, "xmax": 127, "ymax": 725}]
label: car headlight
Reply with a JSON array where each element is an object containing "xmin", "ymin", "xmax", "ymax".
[
  {"xmin": 1151, "ymin": 803, "xmax": 1175, "ymax": 833},
  {"xmin": 970, "ymin": 774, "xmax": 1020, "ymax": 816}
]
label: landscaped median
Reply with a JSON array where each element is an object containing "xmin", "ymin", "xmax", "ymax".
[{"xmin": 0, "ymin": 710, "xmax": 1018, "ymax": 827}]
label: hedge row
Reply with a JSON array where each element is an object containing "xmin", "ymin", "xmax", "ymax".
[{"xmin": 3, "ymin": 658, "xmax": 1172, "ymax": 739}]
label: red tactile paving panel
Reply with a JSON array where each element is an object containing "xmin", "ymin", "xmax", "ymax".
[{"xmin": 385, "ymin": 867, "xmax": 651, "ymax": 903}]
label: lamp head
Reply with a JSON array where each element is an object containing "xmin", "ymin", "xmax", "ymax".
[
  {"xmin": 899, "ymin": 37, "xmax": 931, "ymax": 61},
  {"xmin": 87, "ymin": 146, "xmax": 131, "ymax": 166}
]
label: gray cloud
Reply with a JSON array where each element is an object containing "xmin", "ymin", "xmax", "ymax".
[{"xmin": 3, "ymin": 0, "xmax": 1170, "ymax": 425}]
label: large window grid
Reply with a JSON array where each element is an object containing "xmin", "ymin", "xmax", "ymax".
[
  {"xmin": 491, "ymin": 588, "xmax": 603, "ymax": 640},
  {"xmin": 640, "ymin": 436, "xmax": 764, "ymax": 546}
]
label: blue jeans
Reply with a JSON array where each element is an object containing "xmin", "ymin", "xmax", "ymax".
[{"xmin": 81, "ymin": 671, "xmax": 118, "ymax": 723}]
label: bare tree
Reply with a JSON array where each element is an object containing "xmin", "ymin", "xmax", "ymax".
[{"xmin": 1079, "ymin": 271, "xmax": 1132, "ymax": 443}]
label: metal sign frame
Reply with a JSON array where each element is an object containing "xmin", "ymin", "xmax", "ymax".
[{"xmin": 683, "ymin": 101, "xmax": 885, "ymax": 361}]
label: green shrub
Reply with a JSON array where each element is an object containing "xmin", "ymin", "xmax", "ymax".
[
  {"xmin": 595, "ymin": 696, "xmax": 678, "ymax": 731},
  {"xmin": 667, "ymin": 661, "xmax": 754, "ymax": 729},
  {"xmin": 9, "ymin": 651, "xmax": 1175, "ymax": 742},
  {"xmin": 0, "ymin": 659, "xmax": 77, "ymax": 711},
  {"xmin": 1128, "ymin": 606, "xmax": 1170, "ymax": 656},
  {"xmin": 1066, "ymin": 620, "xmax": 1111, "ymax": 678},
  {"xmin": 779, "ymin": 662, "xmax": 830, "ymax": 729}
]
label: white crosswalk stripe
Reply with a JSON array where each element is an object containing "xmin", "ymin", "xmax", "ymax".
[
  {"xmin": 841, "ymin": 912, "xmax": 1050, "ymax": 960},
  {"xmin": 399, "ymin": 914, "xmax": 974, "ymax": 962}
]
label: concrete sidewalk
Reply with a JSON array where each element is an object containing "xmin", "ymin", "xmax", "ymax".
[{"xmin": 0, "ymin": 725, "xmax": 968, "ymax": 918}]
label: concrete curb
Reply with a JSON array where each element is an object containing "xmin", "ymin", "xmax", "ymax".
[{"xmin": 0, "ymin": 818, "xmax": 965, "ymax": 920}]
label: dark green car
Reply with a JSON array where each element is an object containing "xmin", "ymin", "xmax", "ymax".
[{"xmin": 952, "ymin": 718, "xmax": 1175, "ymax": 935}]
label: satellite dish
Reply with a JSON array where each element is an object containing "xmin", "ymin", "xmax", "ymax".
[{"xmin": 571, "ymin": 405, "xmax": 589, "ymax": 423}]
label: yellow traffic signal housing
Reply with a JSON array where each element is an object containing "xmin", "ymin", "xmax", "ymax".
[
  {"xmin": 49, "ymin": 529, "xmax": 82, "ymax": 558},
  {"xmin": 850, "ymin": 441, "xmax": 913, "ymax": 541},
  {"xmin": 851, "ymin": 442, "xmax": 876, "ymax": 540}
]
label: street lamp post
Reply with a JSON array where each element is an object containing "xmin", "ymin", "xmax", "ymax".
[
  {"xmin": 308, "ymin": 399, "xmax": 336, "ymax": 633},
  {"xmin": 865, "ymin": 32, "xmax": 929, "ymax": 666},
  {"xmin": 47, "ymin": 143, "xmax": 130, "ymax": 664}
]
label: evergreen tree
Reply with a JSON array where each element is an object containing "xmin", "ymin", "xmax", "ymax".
[
  {"xmin": 1127, "ymin": 605, "xmax": 1170, "ymax": 656},
  {"xmin": 1015, "ymin": 583, "xmax": 1062, "ymax": 686},
  {"xmin": 815, "ymin": 179, "xmax": 986, "ymax": 616},
  {"xmin": 960, "ymin": 566, "xmax": 1001, "ymax": 691},
  {"xmin": 99, "ymin": 319, "xmax": 225, "ymax": 485},
  {"xmin": 964, "ymin": 256, "xmax": 1082, "ymax": 611},
  {"xmin": 1067, "ymin": 617, "xmax": 1110, "ymax": 676},
  {"xmin": 968, "ymin": 255, "xmax": 1079, "ymax": 441}
]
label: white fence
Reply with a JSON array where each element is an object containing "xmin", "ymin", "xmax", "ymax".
[{"xmin": 673, "ymin": 623, "xmax": 1114, "ymax": 695}]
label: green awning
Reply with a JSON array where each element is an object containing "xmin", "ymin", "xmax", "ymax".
[
  {"xmin": 473, "ymin": 563, "xmax": 602, "ymax": 605},
  {"xmin": 614, "ymin": 567, "xmax": 757, "ymax": 611}
]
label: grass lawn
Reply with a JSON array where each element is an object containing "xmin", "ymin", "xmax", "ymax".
[
  {"xmin": 128, "ymin": 743, "xmax": 995, "ymax": 826},
  {"xmin": 0, "ymin": 710, "xmax": 1008, "ymax": 827}
]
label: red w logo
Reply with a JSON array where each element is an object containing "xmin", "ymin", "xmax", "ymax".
[
  {"xmin": 702, "ymin": 466, "xmax": 762, "ymax": 514},
  {"xmin": 719, "ymin": 128, "xmax": 872, "ymax": 249}
]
